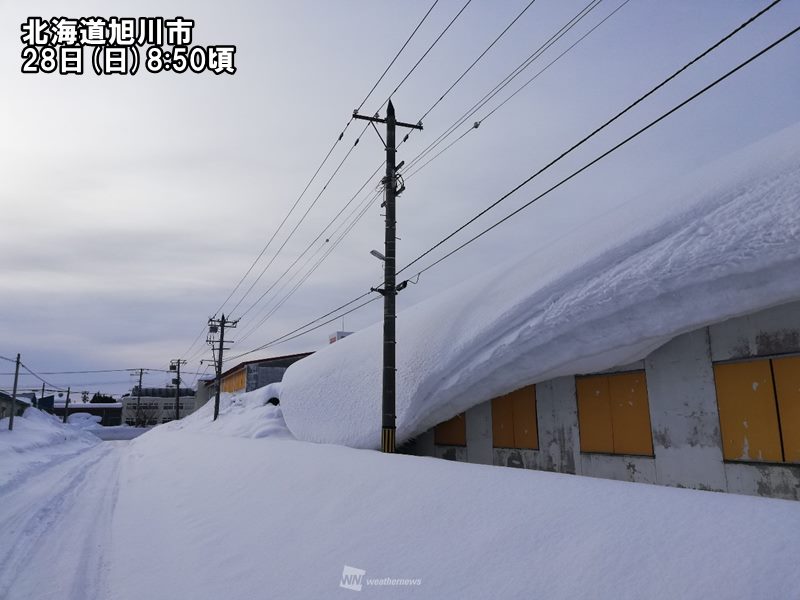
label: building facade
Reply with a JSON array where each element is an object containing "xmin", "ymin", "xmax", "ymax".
[
  {"xmin": 121, "ymin": 387, "xmax": 196, "ymax": 426},
  {"xmin": 411, "ymin": 300, "xmax": 800, "ymax": 501},
  {"xmin": 0, "ymin": 392, "xmax": 30, "ymax": 420},
  {"xmin": 213, "ymin": 353, "xmax": 313, "ymax": 395}
]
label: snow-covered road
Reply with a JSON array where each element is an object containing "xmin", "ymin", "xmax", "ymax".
[
  {"xmin": 0, "ymin": 442, "xmax": 124, "ymax": 600},
  {"xmin": 2, "ymin": 399, "xmax": 799, "ymax": 600}
]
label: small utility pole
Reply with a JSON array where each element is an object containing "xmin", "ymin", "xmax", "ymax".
[
  {"xmin": 38, "ymin": 381, "xmax": 45, "ymax": 409},
  {"xmin": 8, "ymin": 353, "xmax": 20, "ymax": 431},
  {"xmin": 62, "ymin": 387, "xmax": 71, "ymax": 424},
  {"xmin": 131, "ymin": 368, "xmax": 146, "ymax": 427},
  {"xmin": 169, "ymin": 359, "xmax": 187, "ymax": 422},
  {"xmin": 207, "ymin": 314, "xmax": 239, "ymax": 421},
  {"xmin": 354, "ymin": 100, "xmax": 422, "ymax": 453}
]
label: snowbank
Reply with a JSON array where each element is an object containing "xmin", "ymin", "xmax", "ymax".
[
  {"xmin": 68, "ymin": 412, "xmax": 103, "ymax": 429},
  {"xmin": 0, "ymin": 408, "xmax": 100, "ymax": 489},
  {"xmin": 112, "ymin": 427, "xmax": 800, "ymax": 600},
  {"xmin": 159, "ymin": 383, "xmax": 292, "ymax": 440},
  {"xmin": 281, "ymin": 122, "xmax": 800, "ymax": 448}
]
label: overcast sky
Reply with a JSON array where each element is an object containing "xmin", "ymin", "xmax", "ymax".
[{"xmin": 1, "ymin": 0, "xmax": 798, "ymax": 396}]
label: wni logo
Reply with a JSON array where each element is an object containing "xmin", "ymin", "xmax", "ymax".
[{"xmin": 340, "ymin": 565, "xmax": 366, "ymax": 592}]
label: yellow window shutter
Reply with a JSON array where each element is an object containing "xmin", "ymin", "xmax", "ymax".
[{"xmin": 714, "ymin": 360, "xmax": 782, "ymax": 462}]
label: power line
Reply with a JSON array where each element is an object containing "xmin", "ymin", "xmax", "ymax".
[
  {"xmin": 232, "ymin": 1, "xmax": 537, "ymax": 342},
  {"xmin": 380, "ymin": 0, "xmax": 475, "ymax": 107},
  {"xmin": 404, "ymin": 0, "xmax": 632, "ymax": 181},
  {"xmin": 230, "ymin": 125, "xmax": 370, "ymax": 318},
  {"xmin": 183, "ymin": 2, "xmax": 444, "ymax": 356},
  {"xmin": 418, "ymin": 0, "xmax": 539, "ymax": 122},
  {"xmin": 17, "ymin": 362, "xmax": 66, "ymax": 392},
  {"xmin": 236, "ymin": 188, "xmax": 384, "ymax": 346},
  {"xmin": 402, "ymin": 0, "xmax": 606, "ymax": 174},
  {"xmin": 228, "ymin": 0, "xmax": 481, "ymax": 323},
  {"xmin": 234, "ymin": 159, "xmax": 384, "ymax": 321},
  {"xmin": 0, "ymin": 368, "xmax": 208, "ymax": 376},
  {"xmin": 356, "ymin": 0, "xmax": 443, "ymax": 113},
  {"xmin": 401, "ymin": 22, "xmax": 800, "ymax": 282},
  {"xmin": 223, "ymin": 11, "xmax": 797, "ymax": 357},
  {"xmin": 225, "ymin": 296, "xmax": 381, "ymax": 363},
  {"xmin": 397, "ymin": 0, "xmax": 786, "ymax": 277}
]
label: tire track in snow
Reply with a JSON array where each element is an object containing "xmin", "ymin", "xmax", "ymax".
[{"xmin": 0, "ymin": 442, "xmax": 124, "ymax": 600}]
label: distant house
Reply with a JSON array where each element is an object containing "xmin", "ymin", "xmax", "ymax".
[
  {"xmin": 208, "ymin": 353, "xmax": 313, "ymax": 396},
  {"xmin": 120, "ymin": 387, "xmax": 196, "ymax": 426},
  {"xmin": 42, "ymin": 395, "xmax": 123, "ymax": 426},
  {"xmin": 0, "ymin": 391, "xmax": 31, "ymax": 420}
]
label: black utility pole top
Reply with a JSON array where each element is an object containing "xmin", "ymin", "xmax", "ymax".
[{"xmin": 351, "ymin": 101, "xmax": 420, "ymax": 453}]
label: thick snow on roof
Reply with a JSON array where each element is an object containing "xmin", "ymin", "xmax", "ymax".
[{"xmin": 281, "ymin": 122, "xmax": 800, "ymax": 448}]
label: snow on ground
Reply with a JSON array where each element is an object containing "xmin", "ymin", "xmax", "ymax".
[
  {"xmin": 2, "ymin": 390, "xmax": 798, "ymax": 599},
  {"xmin": 67, "ymin": 412, "xmax": 148, "ymax": 441},
  {"xmin": 163, "ymin": 383, "xmax": 292, "ymax": 439},
  {"xmin": 109, "ymin": 398, "xmax": 800, "ymax": 600},
  {"xmin": 281, "ymin": 121, "xmax": 800, "ymax": 448},
  {"xmin": 0, "ymin": 440, "xmax": 124, "ymax": 600},
  {"xmin": 0, "ymin": 408, "xmax": 100, "ymax": 491}
]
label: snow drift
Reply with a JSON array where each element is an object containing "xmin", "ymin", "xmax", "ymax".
[
  {"xmin": 114, "ymin": 426, "xmax": 800, "ymax": 600},
  {"xmin": 0, "ymin": 408, "xmax": 100, "ymax": 489},
  {"xmin": 161, "ymin": 383, "xmax": 293, "ymax": 440},
  {"xmin": 281, "ymin": 122, "xmax": 800, "ymax": 448}
]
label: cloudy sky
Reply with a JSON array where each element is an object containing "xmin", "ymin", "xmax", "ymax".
[{"xmin": 1, "ymin": 0, "xmax": 798, "ymax": 396}]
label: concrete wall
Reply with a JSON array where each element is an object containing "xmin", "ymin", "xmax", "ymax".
[
  {"xmin": 246, "ymin": 365, "xmax": 286, "ymax": 392},
  {"xmin": 709, "ymin": 302, "xmax": 800, "ymax": 361},
  {"xmin": 423, "ymin": 300, "xmax": 800, "ymax": 500}
]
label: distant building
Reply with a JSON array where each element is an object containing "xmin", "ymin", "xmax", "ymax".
[
  {"xmin": 195, "ymin": 375, "xmax": 216, "ymax": 409},
  {"xmin": 40, "ymin": 396, "xmax": 123, "ymax": 426},
  {"xmin": 328, "ymin": 331, "xmax": 353, "ymax": 345},
  {"xmin": 120, "ymin": 387, "xmax": 196, "ymax": 426},
  {"xmin": 0, "ymin": 391, "xmax": 31, "ymax": 420},
  {"xmin": 209, "ymin": 353, "xmax": 313, "ymax": 396}
]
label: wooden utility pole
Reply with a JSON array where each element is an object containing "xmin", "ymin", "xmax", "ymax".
[
  {"xmin": 62, "ymin": 387, "xmax": 71, "ymax": 424},
  {"xmin": 170, "ymin": 359, "xmax": 187, "ymax": 422},
  {"xmin": 8, "ymin": 353, "xmax": 20, "ymax": 431},
  {"xmin": 131, "ymin": 368, "xmax": 145, "ymax": 427},
  {"xmin": 353, "ymin": 100, "xmax": 422, "ymax": 452},
  {"xmin": 208, "ymin": 314, "xmax": 239, "ymax": 421},
  {"xmin": 38, "ymin": 382, "xmax": 45, "ymax": 409}
]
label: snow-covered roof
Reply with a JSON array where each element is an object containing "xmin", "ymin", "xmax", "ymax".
[{"xmin": 280, "ymin": 122, "xmax": 800, "ymax": 449}]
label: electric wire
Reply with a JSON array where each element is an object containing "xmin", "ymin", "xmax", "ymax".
[
  {"xmin": 397, "ymin": 0, "xmax": 786, "ymax": 277},
  {"xmin": 400, "ymin": 22, "xmax": 800, "ymax": 283},
  {"xmin": 233, "ymin": 0, "xmax": 543, "ymax": 340},
  {"xmin": 236, "ymin": 188, "xmax": 384, "ymax": 347},
  {"xmin": 402, "ymin": 0, "xmax": 606, "ymax": 173},
  {"xmin": 230, "ymin": 124, "xmax": 370, "ymax": 319},
  {"xmin": 418, "ymin": 0, "xmax": 539, "ymax": 123},
  {"xmin": 227, "ymin": 13, "xmax": 798, "ymax": 356},
  {"xmin": 404, "ymin": 0, "xmax": 632, "ymax": 181},
  {"xmin": 183, "ymin": 1, "xmax": 442, "ymax": 357},
  {"xmin": 380, "ymin": 0, "xmax": 475, "ymax": 107}
]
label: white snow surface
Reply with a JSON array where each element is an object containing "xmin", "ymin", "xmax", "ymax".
[
  {"xmin": 162, "ymin": 383, "xmax": 293, "ymax": 440},
  {"xmin": 114, "ymin": 402, "xmax": 799, "ymax": 600},
  {"xmin": 0, "ymin": 408, "xmax": 100, "ymax": 490},
  {"xmin": 281, "ymin": 122, "xmax": 800, "ymax": 448},
  {"xmin": 3, "ymin": 389, "xmax": 799, "ymax": 599}
]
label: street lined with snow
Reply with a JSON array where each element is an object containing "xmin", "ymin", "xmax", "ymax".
[
  {"xmin": 2, "ymin": 398, "xmax": 799, "ymax": 599},
  {"xmin": 0, "ymin": 441, "xmax": 123, "ymax": 600}
]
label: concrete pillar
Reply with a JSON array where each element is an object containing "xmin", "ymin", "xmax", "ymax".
[
  {"xmin": 645, "ymin": 329, "xmax": 727, "ymax": 492},
  {"xmin": 535, "ymin": 376, "xmax": 581, "ymax": 474},
  {"xmin": 466, "ymin": 401, "xmax": 493, "ymax": 465}
]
